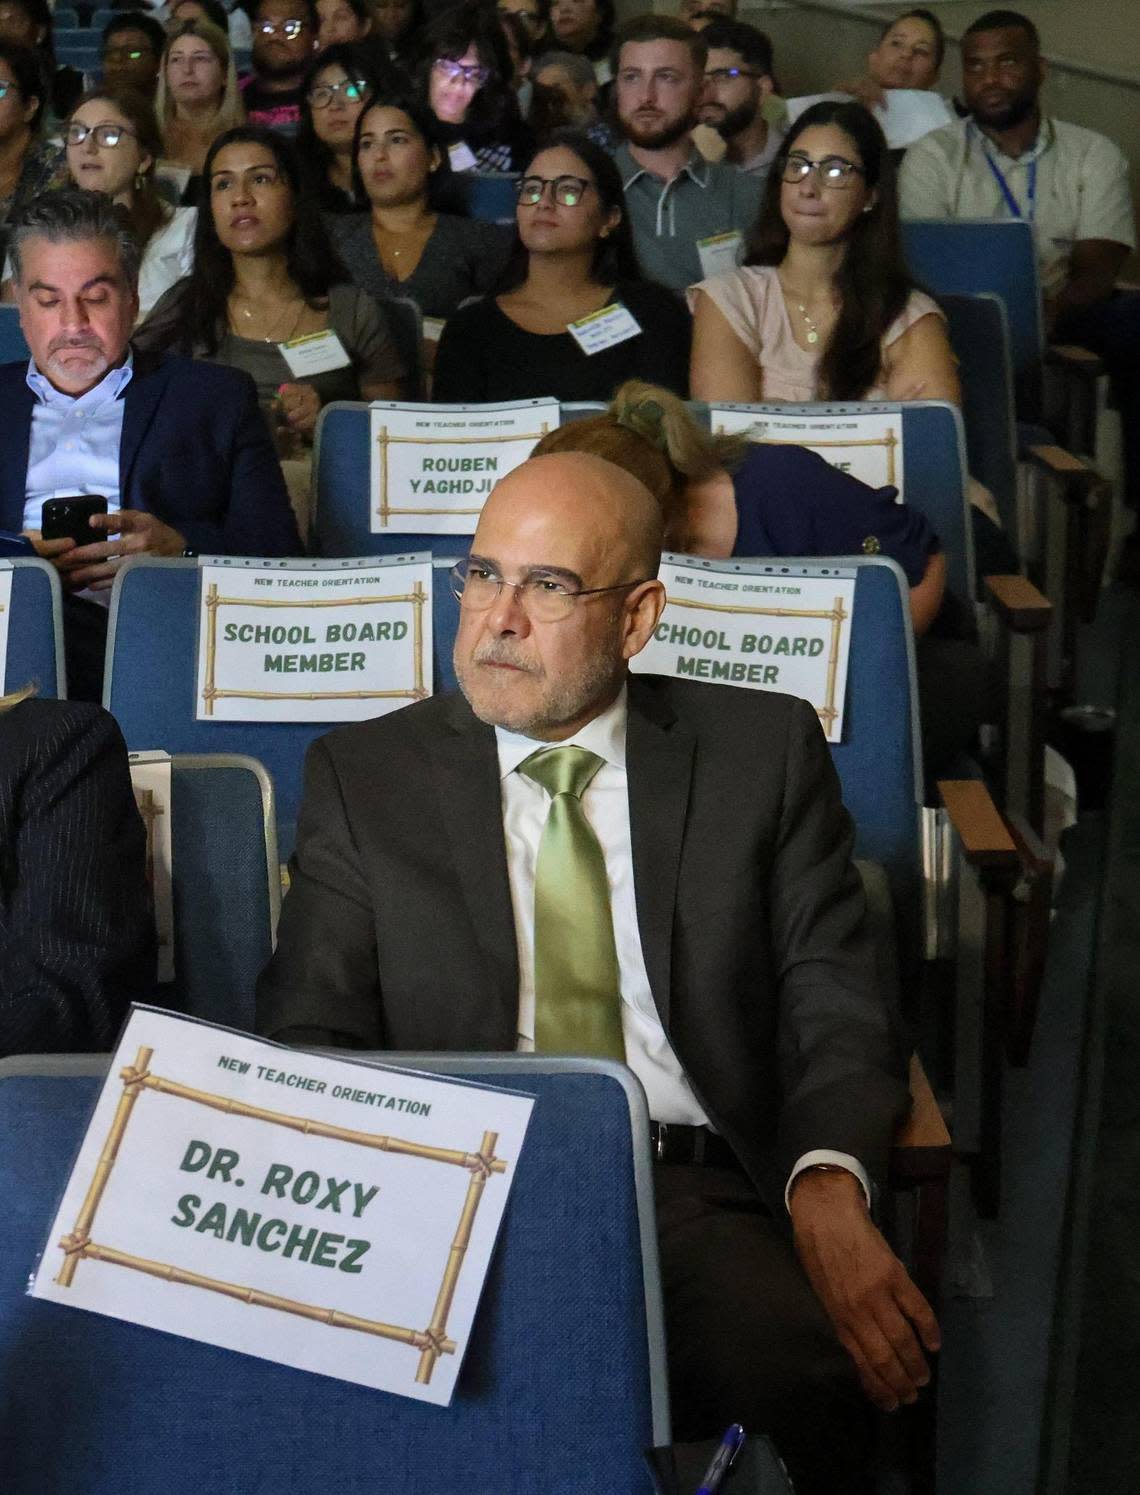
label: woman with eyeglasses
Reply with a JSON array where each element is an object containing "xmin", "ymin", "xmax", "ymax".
[
  {"xmin": 138, "ymin": 127, "xmax": 405, "ymax": 448},
  {"xmin": 296, "ymin": 42, "xmax": 393, "ymax": 212},
  {"xmin": 156, "ymin": 19, "xmax": 244, "ymax": 197},
  {"xmin": 689, "ymin": 100, "xmax": 957, "ymax": 406},
  {"xmin": 0, "ymin": 0, "xmax": 83, "ymax": 119},
  {"xmin": 0, "ymin": 41, "xmax": 64, "ymax": 261},
  {"xmin": 335, "ymin": 91, "xmax": 512, "ymax": 329},
  {"xmin": 433, "ymin": 130, "xmax": 690, "ymax": 404},
  {"xmin": 64, "ymin": 86, "xmax": 196, "ymax": 320},
  {"xmin": 416, "ymin": 2, "xmax": 531, "ymax": 174}
]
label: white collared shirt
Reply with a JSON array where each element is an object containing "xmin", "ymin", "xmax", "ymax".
[{"xmin": 495, "ymin": 685, "xmax": 870, "ymax": 1207}]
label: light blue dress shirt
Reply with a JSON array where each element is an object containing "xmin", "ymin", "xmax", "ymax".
[{"xmin": 22, "ymin": 353, "xmax": 134, "ymax": 532}]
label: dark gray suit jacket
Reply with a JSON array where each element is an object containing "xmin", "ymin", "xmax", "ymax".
[{"xmin": 256, "ymin": 675, "xmax": 908, "ymax": 1214}]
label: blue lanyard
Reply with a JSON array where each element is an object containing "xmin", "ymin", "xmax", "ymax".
[{"xmin": 982, "ymin": 147, "xmax": 1037, "ymax": 222}]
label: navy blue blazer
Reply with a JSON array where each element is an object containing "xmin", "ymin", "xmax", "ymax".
[{"xmin": 0, "ymin": 350, "xmax": 302, "ymax": 556}]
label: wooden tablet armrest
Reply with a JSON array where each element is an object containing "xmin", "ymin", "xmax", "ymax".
[
  {"xmin": 1024, "ymin": 444, "xmax": 1109, "ymax": 501},
  {"xmin": 1047, "ymin": 343, "xmax": 1106, "ymax": 380},
  {"xmin": 896, "ymin": 1055, "xmax": 950, "ymax": 1153},
  {"xmin": 983, "ymin": 574, "xmax": 1052, "ymax": 632},
  {"xmin": 937, "ymin": 779, "xmax": 1020, "ymax": 874}
]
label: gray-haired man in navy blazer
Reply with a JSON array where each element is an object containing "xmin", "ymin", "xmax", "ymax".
[{"xmin": 258, "ymin": 452, "xmax": 937, "ymax": 1494}]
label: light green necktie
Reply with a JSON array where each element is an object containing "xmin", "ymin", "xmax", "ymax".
[{"xmin": 518, "ymin": 745, "xmax": 626, "ymax": 1061}]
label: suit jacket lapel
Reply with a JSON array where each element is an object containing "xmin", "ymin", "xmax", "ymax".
[
  {"xmin": 427, "ymin": 694, "xmax": 520, "ymax": 1047},
  {"xmin": 1, "ymin": 373, "xmax": 34, "ymax": 533},
  {"xmin": 626, "ymin": 676, "xmax": 695, "ymax": 1029},
  {"xmin": 118, "ymin": 350, "xmax": 168, "ymax": 505}
]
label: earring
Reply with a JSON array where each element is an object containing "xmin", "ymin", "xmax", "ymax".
[{"xmin": 135, "ymin": 170, "xmax": 146, "ymax": 192}]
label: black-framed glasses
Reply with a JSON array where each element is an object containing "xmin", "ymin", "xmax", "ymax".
[
  {"xmin": 432, "ymin": 58, "xmax": 490, "ymax": 86},
  {"xmin": 104, "ymin": 45, "xmax": 154, "ymax": 62},
  {"xmin": 308, "ymin": 76, "xmax": 369, "ymax": 107},
  {"xmin": 256, "ymin": 18, "xmax": 307, "ymax": 37},
  {"xmin": 517, "ymin": 173, "xmax": 592, "ymax": 208},
  {"xmin": 66, "ymin": 122, "xmax": 138, "ymax": 148},
  {"xmin": 781, "ymin": 153, "xmax": 866, "ymax": 188},
  {"xmin": 704, "ymin": 66, "xmax": 762, "ymax": 83},
  {"xmin": 449, "ymin": 560, "xmax": 652, "ymax": 623}
]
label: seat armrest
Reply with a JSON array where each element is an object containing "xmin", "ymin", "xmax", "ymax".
[
  {"xmin": 1046, "ymin": 343, "xmax": 1106, "ymax": 380},
  {"xmin": 937, "ymin": 780, "xmax": 1020, "ymax": 873},
  {"xmin": 983, "ymin": 574, "xmax": 1052, "ymax": 632},
  {"xmin": 894, "ymin": 1056, "xmax": 951, "ymax": 1156},
  {"xmin": 1024, "ymin": 444, "xmax": 1109, "ymax": 501}
]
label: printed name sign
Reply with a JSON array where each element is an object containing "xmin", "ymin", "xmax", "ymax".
[
  {"xmin": 631, "ymin": 557, "xmax": 856, "ymax": 742},
  {"xmin": 29, "ymin": 1007, "xmax": 534, "ymax": 1405},
  {"xmin": 0, "ymin": 564, "xmax": 11, "ymax": 692},
  {"xmin": 712, "ymin": 407, "xmax": 905, "ymax": 500},
  {"xmin": 194, "ymin": 559, "xmax": 433, "ymax": 723},
  {"xmin": 370, "ymin": 400, "xmax": 559, "ymax": 534}
]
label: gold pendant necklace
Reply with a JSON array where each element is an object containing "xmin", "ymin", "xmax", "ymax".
[{"xmin": 793, "ymin": 300, "xmax": 820, "ymax": 345}]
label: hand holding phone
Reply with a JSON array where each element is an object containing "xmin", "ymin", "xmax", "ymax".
[{"xmin": 41, "ymin": 495, "xmax": 108, "ymax": 547}]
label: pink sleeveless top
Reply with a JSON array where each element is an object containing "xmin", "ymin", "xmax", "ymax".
[{"xmin": 687, "ymin": 265, "xmax": 944, "ymax": 402}]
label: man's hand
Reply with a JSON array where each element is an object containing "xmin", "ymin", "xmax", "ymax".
[
  {"xmin": 27, "ymin": 511, "xmax": 187, "ymax": 592},
  {"xmin": 834, "ymin": 74, "xmax": 887, "ymax": 109},
  {"xmin": 789, "ymin": 1167, "xmax": 940, "ymax": 1411}
]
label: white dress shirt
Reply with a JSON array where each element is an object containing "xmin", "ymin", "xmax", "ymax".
[{"xmin": 494, "ymin": 685, "xmax": 871, "ymax": 1208}]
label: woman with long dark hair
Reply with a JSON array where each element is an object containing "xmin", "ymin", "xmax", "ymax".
[
  {"xmin": 138, "ymin": 126, "xmax": 404, "ymax": 442},
  {"xmin": 296, "ymin": 41, "xmax": 393, "ymax": 212},
  {"xmin": 689, "ymin": 99, "xmax": 957, "ymax": 406},
  {"xmin": 415, "ymin": 1, "xmax": 531, "ymax": 173},
  {"xmin": 0, "ymin": 0, "xmax": 83, "ymax": 118},
  {"xmin": 65, "ymin": 86, "xmax": 196, "ymax": 320},
  {"xmin": 433, "ymin": 129, "xmax": 690, "ymax": 403},
  {"xmin": 0, "ymin": 40, "xmax": 63, "ymax": 259}
]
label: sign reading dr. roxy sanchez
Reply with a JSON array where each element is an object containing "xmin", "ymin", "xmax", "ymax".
[{"xmin": 29, "ymin": 1009, "xmax": 533, "ymax": 1405}]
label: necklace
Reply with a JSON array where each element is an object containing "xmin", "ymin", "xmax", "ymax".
[
  {"xmin": 778, "ymin": 273, "xmax": 827, "ymax": 346},
  {"xmin": 228, "ymin": 293, "xmax": 307, "ymax": 344}
]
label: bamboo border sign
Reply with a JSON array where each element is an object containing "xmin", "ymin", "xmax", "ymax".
[
  {"xmin": 369, "ymin": 400, "xmax": 559, "ymax": 534},
  {"xmin": 30, "ymin": 1008, "xmax": 535, "ymax": 1405},
  {"xmin": 194, "ymin": 561, "xmax": 433, "ymax": 723},
  {"xmin": 631, "ymin": 562, "xmax": 856, "ymax": 742},
  {"xmin": 0, "ymin": 564, "xmax": 12, "ymax": 693},
  {"xmin": 712, "ymin": 408, "xmax": 904, "ymax": 499}
]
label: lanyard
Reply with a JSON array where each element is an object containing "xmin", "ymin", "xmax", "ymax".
[{"xmin": 982, "ymin": 145, "xmax": 1037, "ymax": 222}]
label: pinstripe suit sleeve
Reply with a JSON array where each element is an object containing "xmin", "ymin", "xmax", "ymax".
[{"xmin": 0, "ymin": 700, "xmax": 156, "ymax": 1055}]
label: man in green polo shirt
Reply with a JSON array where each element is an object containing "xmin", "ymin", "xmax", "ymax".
[
  {"xmin": 612, "ymin": 13, "xmax": 764, "ymax": 294},
  {"xmin": 898, "ymin": 8, "xmax": 1139, "ymax": 525}
]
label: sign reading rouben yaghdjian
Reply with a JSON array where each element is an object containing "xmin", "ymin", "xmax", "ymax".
[
  {"xmin": 194, "ymin": 558, "xmax": 433, "ymax": 723},
  {"xmin": 29, "ymin": 1007, "xmax": 534, "ymax": 1405},
  {"xmin": 370, "ymin": 399, "xmax": 559, "ymax": 534},
  {"xmin": 631, "ymin": 557, "xmax": 856, "ymax": 743},
  {"xmin": 711, "ymin": 406, "xmax": 905, "ymax": 501},
  {"xmin": 0, "ymin": 563, "xmax": 12, "ymax": 692}
]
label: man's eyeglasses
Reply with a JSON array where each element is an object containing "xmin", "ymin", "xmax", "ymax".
[
  {"xmin": 450, "ymin": 561, "xmax": 650, "ymax": 623},
  {"xmin": 432, "ymin": 58, "xmax": 490, "ymax": 86},
  {"xmin": 66, "ymin": 122, "xmax": 138, "ymax": 148},
  {"xmin": 308, "ymin": 77, "xmax": 369, "ymax": 107},
  {"xmin": 517, "ymin": 174, "xmax": 592, "ymax": 207},
  {"xmin": 781, "ymin": 153, "xmax": 866, "ymax": 188},
  {"xmin": 704, "ymin": 67, "xmax": 763, "ymax": 83},
  {"xmin": 0, "ymin": 81, "xmax": 17, "ymax": 101},
  {"xmin": 104, "ymin": 45, "xmax": 153, "ymax": 62},
  {"xmin": 256, "ymin": 18, "xmax": 308, "ymax": 38}
]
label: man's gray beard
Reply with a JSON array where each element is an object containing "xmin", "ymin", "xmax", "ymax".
[{"xmin": 454, "ymin": 640, "xmax": 624, "ymax": 738}]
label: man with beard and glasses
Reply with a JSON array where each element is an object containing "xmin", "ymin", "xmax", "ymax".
[
  {"xmin": 697, "ymin": 18, "xmax": 781, "ymax": 183},
  {"xmin": 2, "ymin": 189, "xmax": 300, "ymax": 699},
  {"xmin": 258, "ymin": 450, "xmax": 924, "ymax": 1495},
  {"xmin": 241, "ymin": 0, "xmax": 318, "ymax": 135},
  {"xmin": 612, "ymin": 13, "xmax": 762, "ymax": 292},
  {"xmin": 899, "ymin": 10, "xmax": 1140, "ymax": 543}
]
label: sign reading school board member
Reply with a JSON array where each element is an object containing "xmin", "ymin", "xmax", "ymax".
[
  {"xmin": 29, "ymin": 1007, "xmax": 534, "ymax": 1405},
  {"xmin": 631, "ymin": 556, "xmax": 856, "ymax": 744},
  {"xmin": 712, "ymin": 406, "xmax": 905, "ymax": 501},
  {"xmin": 194, "ymin": 557, "xmax": 433, "ymax": 723},
  {"xmin": 0, "ymin": 563, "xmax": 12, "ymax": 691},
  {"xmin": 370, "ymin": 399, "xmax": 560, "ymax": 534}
]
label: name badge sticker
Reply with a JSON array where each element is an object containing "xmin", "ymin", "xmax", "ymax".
[
  {"xmin": 697, "ymin": 229, "xmax": 744, "ymax": 279},
  {"xmin": 448, "ymin": 140, "xmax": 479, "ymax": 172},
  {"xmin": 278, "ymin": 329, "xmax": 352, "ymax": 378},
  {"xmin": 567, "ymin": 301, "xmax": 642, "ymax": 356},
  {"xmin": 422, "ymin": 316, "xmax": 446, "ymax": 343}
]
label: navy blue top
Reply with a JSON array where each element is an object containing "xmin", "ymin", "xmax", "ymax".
[{"xmin": 730, "ymin": 443, "xmax": 938, "ymax": 585}]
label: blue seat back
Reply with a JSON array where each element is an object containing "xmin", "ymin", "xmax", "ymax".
[
  {"xmin": 0, "ymin": 308, "xmax": 29, "ymax": 363},
  {"xmin": 937, "ymin": 292, "xmax": 1019, "ymax": 538},
  {"xmin": 901, "ymin": 218, "xmax": 1042, "ymax": 382},
  {"xmin": 157, "ymin": 755, "xmax": 278, "ymax": 1032},
  {"xmin": 459, "ymin": 171, "xmax": 520, "ymax": 223},
  {"xmin": 52, "ymin": 6, "xmax": 81, "ymax": 24},
  {"xmin": 699, "ymin": 400, "xmax": 975, "ymax": 603},
  {"xmin": 0, "ymin": 1055, "xmax": 665, "ymax": 1494},
  {"xmin": 105, "ymin": 557, "xmax": 458, "ymax": 858},
  {"xmin": 3, "ymin": 558, "xmax": 65, "ymax": 698}
]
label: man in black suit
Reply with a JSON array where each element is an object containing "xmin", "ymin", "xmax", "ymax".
[
  {"xmin": 4, "ymin": 189, "xmax": 301, "ymax": 697},
  {"xmin": 257, "ymin": 453, "xmax": 937, "ymax": 1493}
]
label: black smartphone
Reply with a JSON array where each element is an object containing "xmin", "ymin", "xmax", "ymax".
[{"xmin": 41, "ymin": 495, "xmax": 108, "ymax": 546}]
